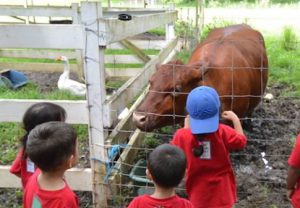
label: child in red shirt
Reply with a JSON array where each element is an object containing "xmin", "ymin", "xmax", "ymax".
[
  {"xmin": 171, "ymin": 86, "xmax": 247, "ymax": 208},
  {"xmin": 287, "ymin": 133, "xmax": 300, "ymax": 207},
  {"xmin": 127, "ymin": 144, "xmax": 194, "ymax": 208},
  {"xmin": 23, "ymin": 122, "xmax": 78, "ymax": 208},
  {"xmin": 10, "ymin": 102, "xmax": 66, "ymax": 188}
]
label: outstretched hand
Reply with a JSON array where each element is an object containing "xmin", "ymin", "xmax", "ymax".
[
  {"xmin": 222, "ymin": 111, "xmax": 239, "ymax": 122},
  {"xmin": 221, "ymin": 111, "xmax": 244, "ymax": 135}
]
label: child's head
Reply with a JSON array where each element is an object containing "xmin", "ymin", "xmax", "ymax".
[
  {"xmin": 186, "ymin": 86, "xmax": 220, "ymax": 134},
  {"xmin": 147, "ymin": 144, "xmax": 186, "ymax": 189},
  {"xmin": 21, "ymin": 102, "xmax": 66, "ymax": 148},
  {"xmin": 26, "ymin": 121, "xmax": 77, "ymax": 172}
]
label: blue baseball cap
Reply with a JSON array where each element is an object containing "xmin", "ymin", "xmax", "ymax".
[{"xmin": 186, "ymin": 86, "xmax": 220, "ymax": 134}]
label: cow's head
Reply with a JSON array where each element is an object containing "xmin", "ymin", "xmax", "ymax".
[{"xmin": 133, "ymin": 60, "xmax": 208, "ymax": 131}]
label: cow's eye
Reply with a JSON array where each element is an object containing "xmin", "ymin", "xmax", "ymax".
[
  {"xmin": 175, "ymin": 85, "xmax": 182, "ymax": 92},
  {"xmin": 172, "ymin": 85, "xmax": 182, "ymax": 97}
]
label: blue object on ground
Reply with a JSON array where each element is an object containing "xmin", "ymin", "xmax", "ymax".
[
  {"xmin": 0, "ymin": 75, "xmax": 13, "ymax": 89},
  {"xmin": 0, "ymin": 70, "xmax": 28, "ymax": 89}
]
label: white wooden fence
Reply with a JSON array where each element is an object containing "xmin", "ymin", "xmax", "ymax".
[
  {"xmin": 0, "ymin": 2, "xmax": 178, "ymax": 207},
  {"xmin": 0, "ymin": 4, "xmax": 172, "ymax": 79}
]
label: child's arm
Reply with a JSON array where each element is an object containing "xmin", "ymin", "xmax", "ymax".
[
  {"xmin": 221, "ymin": 111, "xmax": 244, "ymax": 135},
  {"xmin": 184, "ymin": 115, "xmax": 190, "ymax": 129},
  {"xmin": 287, "ymin": 166, "xmax": 300, "ymax": 200}
]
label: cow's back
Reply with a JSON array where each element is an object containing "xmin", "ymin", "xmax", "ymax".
[{"xmin": 188, "ymin": 24, "xmax": 268, "ymax": 118}]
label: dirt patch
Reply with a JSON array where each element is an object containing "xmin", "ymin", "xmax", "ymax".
[
  {"xmin": 122, "ymin": 83, "xmax": 300, "ymax": 208},
  {"xmin": 234, "ymin": 83, "xmax": 299, "ymax": 207}
]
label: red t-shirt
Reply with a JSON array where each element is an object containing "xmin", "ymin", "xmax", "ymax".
[
  {"xmin": 10, "ymin": 147, "xmax": 38, "ymax": 188},
  {"xmin": 288, "ymin": 134, "xmax": 300, "ymax": 208},
  {"xmin": 23, "ymin": 171, "xmax": 78, "ymax": 208},
  {"xmin": 171, "ymin": 124, "xmax": 247, "ymax": 208},
  {"xmin": 127, "ymin": 194, "xmax": 194, "ymax": 208}
]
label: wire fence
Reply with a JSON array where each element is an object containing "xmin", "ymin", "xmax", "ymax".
[{"xmin": 0, "ymin": 3, "xmax": 300, "ymax": 208}]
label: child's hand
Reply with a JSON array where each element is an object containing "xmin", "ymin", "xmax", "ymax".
[
  {"xmin": 184, "ymin": 115, "xmax": 190, "ymax": 129},
  {"xmin": 222, "ymin": 111, "xmax": 239, "ymax": 122}
]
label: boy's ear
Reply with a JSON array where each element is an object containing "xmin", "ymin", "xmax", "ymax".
[
  {"xmin": 68, "ymin": 154, "xmax": 75, "ymax": 169},
  {"xmin": 146, "ymin": 168, "xmax": 153, "ymax": 181}
]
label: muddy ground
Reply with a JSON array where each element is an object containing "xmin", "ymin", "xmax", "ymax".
[{"xmin": 0, "ymin": 70, "xmax": 299, "ymax": 207}]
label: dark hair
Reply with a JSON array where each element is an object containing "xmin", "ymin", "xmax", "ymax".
[
  {"xmin": 26, "ymin": 121, "xmax": 77, "ymax": 172},
  {"xmin": 147, "ymin": 144, "xmax": 186, "ymax": 188},
  {"xmin": 21, "ymin": 102, "xmax": 66, "ymax": 151}
]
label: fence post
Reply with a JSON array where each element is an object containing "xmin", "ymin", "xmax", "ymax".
[
  {"xmin": 71, "ymin": 3, "xmax": 84, "ymax": 81},
  {"xmin": 81, "ymin": 2, "xmax": 108, "ymax": 208},
  {"xmin": 165, "ymin": 3, "xmax": 175, "ymax": 41}
]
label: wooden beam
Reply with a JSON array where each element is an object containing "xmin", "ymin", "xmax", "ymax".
[
  {"xmin": 108, "ymin": 40, "xmax": 167, "ymax": 50},
  {"xmin": 0, "ymin": 99, "xmax": 88, "ymax": 124},
  {"xmin": 100, "ymin": 11, "xmax": 177, "ymax": 45},
  {"xmin": 0, "ymin": 49, "xmax": 75, "ymax": 59},
  {"xmin": 120, "ymin": 40, "xmax": 151, "ymax": 63},
  {"xmin": 106, "ymin": 88, "xmax": 147, "ymax": 145},
  {"xmin": 0, "ymin": 25, "xmax": 85, "ymax": 49},
  {"xmin": 0, "ymin": 62, "xmax": 78, "ymax": 73},
  {"xmin": 81, "ymin": 2, "xmax": 108, "ymax": 207},
  {"xmin": 0, "ymin": 5, "xmax": 77, "ymax": 18},
  {"xmin": 0, "ymin": 165, "xmax": 92, "ymax": 191},
  {"xmin": 0, "ymin": 49, "xmax": 154, "ymax": 63},
  {"xmin": 108, "ymin": 129, "xmax": 145, "ymax": 193}
]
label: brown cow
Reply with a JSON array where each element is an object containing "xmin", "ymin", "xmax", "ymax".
[{"xmin": 133, "ymin": 24, "xmax": 268, "ymax": 131}]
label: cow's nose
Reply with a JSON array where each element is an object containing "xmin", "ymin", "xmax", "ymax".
[{"xmin": 133, "ymin": 111, "xmax": 146, "ymax": 125}]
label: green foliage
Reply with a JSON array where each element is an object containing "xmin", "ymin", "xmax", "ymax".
[
  {"xmin": 175, "ymin": 20, "xmax": 195, "ymax": 39},
  {"xmin": 175, "ymin": 0, "xmax": 300, "ymax": 7},
  {"xmin": 143, "ymin": 134, "xmax": 160, "ymax": 149},
  {"xmin": 105, "ymin": 63, "xmax": 144, "ymax": 68},
  {"xmin": 0, "ymin": 82, "xmax": 84, "ymax": 100},
  {"xmin": 0, "ymin": 122, "xmax": 24, "ymax": 164},
  {"xmin": 0, "ymin": 57, "xmax": 76, "ymax": 64},
  {"xmin": 148, "ymin": 27, "xmax": 166, "ymax": 36},
  {"xmin": 176, "ymin": 49, "xmax": 192, "ymax": 64},
  {"xmin": 72, "ymin": 124, "xmax": 89, "ymax": 152},
  {"xmin": 280, "ymin": 26, "xmax": 298, "ymax": 51},
  {"xmin": 266, "ymin": 35, "xmax": 300, "ymax": 96},
  {"xmin": 106, "ymin": 80, "xmax": 127, "ymax": 90},
  {"xmin": 159, "ymin": 126, "xmax": 174, "ymax": 134},
  {"xmin": 105, "ymin": 49, "xmax": 159, "ymax": 55},
  {"xmin": 200, "ymin": 18, "xmax": 236, "ymax": 40},
  {"xmin": 0, "ymin": 122, "xmax": 88, "ymax": 165}
]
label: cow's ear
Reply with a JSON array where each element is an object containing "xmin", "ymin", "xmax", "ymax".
[
  {"xmin": 155, "ymin": 64, "xmax": 160, "ymax": 71},
  {"xmin": 168, "ymin": 59, "xmax": 184, "ymax": 65},
  {"xmin": 190, "ymin": 61, "xmax": 209, "ymax": 76}
]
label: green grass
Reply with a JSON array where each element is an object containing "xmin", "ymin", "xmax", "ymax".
[
  {"xmin": 0, "ymin": 122, "xmax": 23, "ymax": 164},
  {"xmin": 106, "ymin": 80, "xmax": 127, "ymax": 89},
  {"xmin": 266, "ymin": 35, "xmax": 300, "ymax": 96},
  {"xmin": 105, "ymin": 63, "xmax": 144, "ymax": 68},
  {"xmin": 148, "ymin": 27, "xmax": 166, "ymax": 36},
  {"xmin": 105, "ymin": 49, "xmax": 159, "ymax": 55},
  {"xmin": 0, "ymin": 82, "xmax": 84, "ymax": 100},
  {"xmin": 0, "ymin": 49, "xmax": 160, "ymax": 63},
  {"xmin": 0, "ymin": 57, "xmax": 76, "ymax": 64},
  {"xmin": 0, "ymin": 122, "xmax": 88, "ymax": 165}
]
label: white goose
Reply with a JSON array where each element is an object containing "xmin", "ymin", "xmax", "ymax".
[{"xmin": 56, "ymin": 56, "xmax": 86, "ymax": 96}]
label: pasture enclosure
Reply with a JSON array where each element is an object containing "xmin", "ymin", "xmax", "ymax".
[
  {"xmin": 0, "ymin": 2, "xmax": 299, "ymax": 208},
  {"xmin": 0, "ymin": 2, "xmax": 179, "ymax": 207}
]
